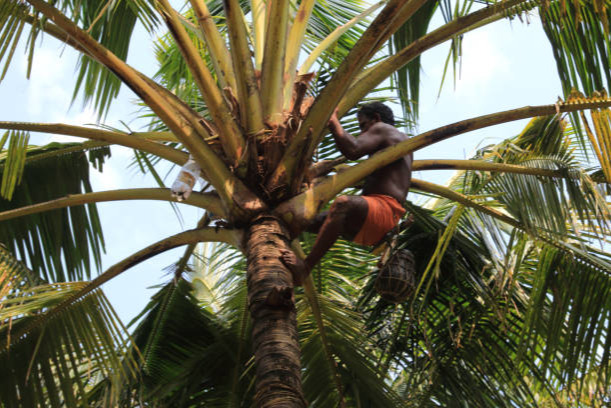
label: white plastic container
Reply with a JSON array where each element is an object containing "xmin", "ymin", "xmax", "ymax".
[{"xmin": 171, "ymin": 157, "xmax": 202, "ymax": 201}]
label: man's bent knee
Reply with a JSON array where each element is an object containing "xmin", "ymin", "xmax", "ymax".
[
  {"xmin": 329, "ymin": 195, "xmax": 368, "ymax": 221},
  {"xmin": 329, "ymin": 195, "xmax": 354, "ymax": 217},
  {"xmin": 328, "ymin": 195, "xmax": 368, "ymax": 238}
]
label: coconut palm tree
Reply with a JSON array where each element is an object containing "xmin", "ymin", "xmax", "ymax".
[{"xmin": 1, "ymin": 0, "xmax": 611, "ymax": 406}]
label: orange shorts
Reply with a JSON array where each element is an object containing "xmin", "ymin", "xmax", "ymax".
[{"xmin": 353, "ymin": 194, "xmax": 406, "ymax": 246}]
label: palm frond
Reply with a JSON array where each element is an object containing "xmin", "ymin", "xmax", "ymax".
[
  {"xmin": 134, "ymin": 24, "xmax": 213, "ymax": 170},
  {"xmin": 516, "ymin": 242, "xmax": 611, "ymax": 402},
  {"xmin": 0, "ymin": 243, "xmax": 44, "ymax": 298},
  {"xmin": 0, "ymin": 0, "xmax": 30, "ymax": 81},
  {"xmin": 207, "ymin": 251, "xmax": 253, "ymax": 407},
  {"xmin": 298, "ymin": 290, "xmax": 406, "ymax": 407},
  {"xmin": 0, "ymin": 140, "xmax": 110, "ymax": 282},
  {"xmin": 541, "ymin": 0, "xmax": 611, "ymax": 147},
  {"xmin": 580, "ymin": 94, "xmax": 611, "ymax": 182},
  {"xmin": 0, "ymin": 130, "xmax": 29, "ymax": 200},
  {"xmin": 542, "ymin": 0, "xmax": 611, "ymax": 97},
  {"xmin": 189, "ymin": 241, "xmax": 239, "ymax": 311},
  {"xmin": 1, "ymin": 0, "xmax": 160, "ymax": 119},
  {"xmin": 390, "ymin": 0, "xmax": 438, "ymax": 126},
  {"xmin": 0, "ymin": 246, "xmax": 134, "ymax": 408},
  {"xmin": 445, "ymin": 116, "xmax": 610, "ymax": 240},
  {"xmin": 358, "ymin": 204, "xmax": 540, "ymax": 406},
  {"xmin": 300, "ymin": 0, "xmax": 378, "ymax": 75},
  {"xmin": 393, "ymin": 114, "xmax": 611, "ymax": 404},
  {"xmin": 300, "ymin": 227, "xmax": 377, "ymax": 298},
  {"xmin": 72, "ymin": 0, "xmax": 147, "ymax": 118},
  {"xmin": 89, "ymin": 242, "xmax": 251, "ymax": 407},
  {"xmin": 103, "ymin": 280, "xmax": 255, "ymax": 407}
]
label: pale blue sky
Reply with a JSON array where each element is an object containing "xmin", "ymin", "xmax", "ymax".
[{"xmin": 0, "ymin": 7, "xmax": 561, "ymax": 324}]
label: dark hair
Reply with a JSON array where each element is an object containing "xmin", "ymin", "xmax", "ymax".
[{"xmin": 358, "ymin": 102, "xmax": 395, "ymax": 126}]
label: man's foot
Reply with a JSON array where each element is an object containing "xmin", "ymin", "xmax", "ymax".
[
  {"xmin": 279, "ymin": 249, "xmax": 308, "ymax": 287},
  {"xmin": 265, "ymin": 285, "xmax": 294, "ymax": 309}
]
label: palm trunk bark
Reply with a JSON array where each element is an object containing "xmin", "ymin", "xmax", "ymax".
[{"xmin": 246, "ymin": 215, "xmax": 306, "ymax": 408}]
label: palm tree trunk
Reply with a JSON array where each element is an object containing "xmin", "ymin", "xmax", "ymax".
[{"xmin": 246, "ymin": 214, "xmax": 306, "ymax": 408}]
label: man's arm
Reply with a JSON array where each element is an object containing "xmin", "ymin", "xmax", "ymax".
[{"xmin": 328, "ymin": 112, "xmax": 385, "ymax": 160}]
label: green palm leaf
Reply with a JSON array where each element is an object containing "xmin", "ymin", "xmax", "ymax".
[
  {"xmin": 390, "ymin": 0, "xmax": 438, "ymax": 125},
  {"xmin": 541, "ymin": 0, "xmax": 611, "ymax": 147},
  {"xmin": 362, "ymin": 204, "xmax": 538, "ymax": 406},
  {"xmin": 304, "ymin": 0, "xmax": 371, "ymax": 69},
  {"xmin": 446, "ymin": 116, "xmax": 610, "ymax": 239},
  {"xmin": 299, "ymin": 292, "xmax": 406, "ymax": 407},
  {"xmin": 0, "ymin": 0, "xmax": 30, "ymax": 80},
  {"xmin": 0, "ymin": 140, "xmax": 110, "ymax": 282},
  {"xmin": 0, "ymin": 130, "xmax": 29, "ymax": 200},
  {"xmin": 0, "ymin": 0, "xmax": 160, "ymax": 118},
  {"xmin": 542, "ymin": 0, "xmax": 611, "ymax": 97},
  {"xmin": 392, "ymin": 115, "xmax": 611, "ymax": 405},
  {"xmin": 0, "ymin": 245, "xmax": 134, "ymax": 408},
  {"xmin": 91, "ymin": 244, "xmax": 253, "ymax": 407},
  {"xmin": 99, "ymin": 279, "xmax": 254, "ymax": 407},
  {"xmin": 3, "ymin": 0, "xmax": 611, "ymax": 405}
]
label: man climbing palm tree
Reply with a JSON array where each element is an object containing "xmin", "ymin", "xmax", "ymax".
[{"xmin": 281, "ymin": 102, "xmax": 413, "ymax": 285}]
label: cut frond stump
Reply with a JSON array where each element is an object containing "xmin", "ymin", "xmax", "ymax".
[{"xmin": 375, "ymin": 248, "xmax": 416, "ymax": 303}]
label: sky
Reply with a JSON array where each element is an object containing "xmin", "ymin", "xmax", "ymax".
[{"xmin": 0, "ymin": 5, "xmax": 561, "ymax": 324}]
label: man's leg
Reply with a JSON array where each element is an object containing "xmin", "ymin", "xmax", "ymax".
[
  {"xmin": 281, "ymin": 195, "xmax": 368, "ymax": 285},
  {"xmin": 305, "ymin": 211, "xmax": 328, "ymax": 234}
]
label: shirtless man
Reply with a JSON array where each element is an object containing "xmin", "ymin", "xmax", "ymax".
[{"xmin": 281, "ymin": 102, "xmax": 413, "ymax": 285}]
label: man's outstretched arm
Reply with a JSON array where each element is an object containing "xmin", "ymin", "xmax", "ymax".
[{"xmin": 328, "ymin": 111, "xmax": 385, "ymax": 160}]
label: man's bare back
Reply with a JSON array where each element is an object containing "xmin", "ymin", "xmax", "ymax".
[{"xmin": 359, "ymin": 122, "xmax": 412, "ymax": 202}]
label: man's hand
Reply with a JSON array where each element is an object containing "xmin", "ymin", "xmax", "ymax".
[
  {"xmin": 328, "ymin": 109, "xmax": 341, "ymax": 133},
  {"xmin": 279, "ymin": 249, "xmax": 308, "ymax": 287}
]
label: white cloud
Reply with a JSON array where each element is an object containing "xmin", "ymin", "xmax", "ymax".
[
  {"xmin": 38, "ymin": 108, "xmax": 99, "ymax": 144},
  {"xmin": 59, "ymin": 106, "xmax": 98, "ymax": 126},
  {"xmin": 90, "ymin": 146, "xmax": 133, "ymax": 191},
  {"xmin": 22, "ymin": 46, "xmax": 74, "ymax": 118},
  {"xmin": 17, "ymin": 46, "xmax": 107, "ymax": 144},
  {"xmin": 90, "ymin": 160, "xmax": 122, "ymax": 191}
]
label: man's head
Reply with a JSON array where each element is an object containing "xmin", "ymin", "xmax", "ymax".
[{"xmin": 357, "ymin": 102, "xmax": 395, "ymax": 132}]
